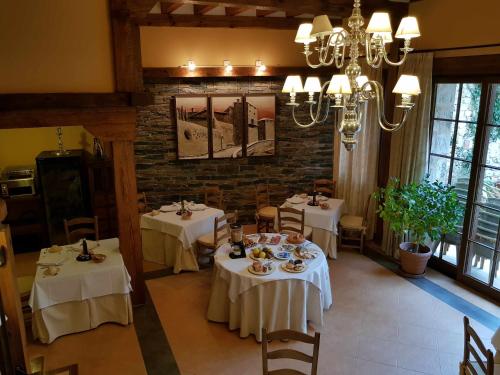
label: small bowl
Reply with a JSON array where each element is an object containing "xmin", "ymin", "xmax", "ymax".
[
  {"xmin": 181, "ymin": 211, "xmax": 193, "ymax": 220},
  {"xmin": 320, "ymin": 202, "xmax": 330, "ymax": 210},
  {"xmin": 91, "ymin": 253, "xmax": 107, "ymax": 263},
  {"xmin": 150, "ymin": 209, "xmax": 160, "ymax": 216}
]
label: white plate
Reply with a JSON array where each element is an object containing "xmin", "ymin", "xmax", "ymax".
[
  {"xmin": 316, "ymin": 196, "xmax": 329, "ymax": 202},
  {"xmin": 160, "ymin": 205, "xmax": 178, "ymax": 212},
  {"xmin": 248, "ymin": 265, "xmax": 275, "ymax": 276},
  {"xmin": 249, "ymin": 251, "xmax": 274, "ymax": 261},
  {"xmin": 286, "ymin": 196, "xmax": 305, "ymax": 204},
  {"xmin": 281, "ymin": 263, "xmax": 307, "ymax": 273},
  {"xmin": 189, "ymin": 203, "xmax": 207, "ymax": 211},
  {"xmin": 294, "ymin": 248, "xmax": 319, "ymax": 260}
]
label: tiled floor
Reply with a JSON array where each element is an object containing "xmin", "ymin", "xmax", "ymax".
[{"xmin": 146, "ymin": 249, "xmax": 499, "ymax": 375}]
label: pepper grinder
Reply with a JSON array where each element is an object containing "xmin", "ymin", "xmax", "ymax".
[{"xmin": 76, "ymin": 238, "xmax": 92, "ymax": 262}]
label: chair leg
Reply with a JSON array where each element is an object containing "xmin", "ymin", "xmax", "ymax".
[{"xmin": 360, "ymin": 232, "xmax": 364, "ymax": 254}]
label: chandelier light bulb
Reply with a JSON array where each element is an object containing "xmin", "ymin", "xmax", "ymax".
[
  {"xmin": 395, "ymin": 17, "xmax": 421, "ymax": 39},
  {"xmin": 295, "ymin": 23, "xmax": 315, "ymax": 44},
  {"xmin": 187, "ymin": 60, "xmax": 196, "ymax": 71},
  {"xmin": 366, "ymin": 12, "xmax": 392, "ymax": 34},
  {"xmin": 304, "ymin": 77, "xmax": 322, "ymax": 102},
  {"xmin": 326, "ymin": 75, "xmax": 352, "ymax": 95},
  {"xmin": 310, "ymin": 15, "xmax": 333, "ymax": 38}
]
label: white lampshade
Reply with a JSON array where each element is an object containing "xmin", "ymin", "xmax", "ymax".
[
  {"xmin": 355, "ymin": 75, "xmax": 371, "ymax": 91},
  {"xmin": 327, "ymin": 75, "xmax": 352, "ymax": 94},
  {"xmin": 329, "ymin": 27, "xmax": 348, "ymax": 46},
  {"xmin": 393, "ymin": 75, "xmax": 421, "ymax": 95},
  {"xmin": 366, "ymin": 12, "xmax": 392, "ymax": 34},
  {"xmin": 395, "ymin": 17, "xmax": 421, "ymax": 39},
  {"xmin": 310, "ymin": 15, "xmax": 333, "ymax": 38},
  {"xmin": 282, "ymin": 75, "xmax": 304, "ymax": 93},
  {"xmin": 373, "ymin": 32, "xmax": 393, "ymax": 44},
  {"xmin": 295, "ymin": 23, "xmax": 315, "ymax": 44},
  {"xmin": 304, "ymin": 77, "xmax": 322, "ymax": 93}
]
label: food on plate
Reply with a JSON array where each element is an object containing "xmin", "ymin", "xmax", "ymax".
[
  {"xmin": 285, "ymin": 259, "xmax": 305, "ymax": 272},
  {"xmin": 251, "ymin": 246, "xmax": 274, "ymax": 259},
  {"xmin": 269, "ymin": 235, "xmax": 281, "ymax": 245},
  {"xmin": 258, "ymin": 234, "xmax": 268, "ymax": 243},
  {"xmin": 287, "ymin": 233, "xmax": 305, "ymax": 244},
  {"xmin": 252, "ymin": 261, "xmax": 263, "ymax": 273},
  {"xmin": 244, "ymin": 237, "xmax": 257, "ymax": 248},
  {"xmin": 295, "ymin": 247, "xmax": 318, "ymax": 259}
]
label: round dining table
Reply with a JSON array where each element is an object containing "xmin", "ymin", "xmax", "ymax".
[{"xmin": 207, "ymin": 233, "xmax": 333, "ymax": 342}]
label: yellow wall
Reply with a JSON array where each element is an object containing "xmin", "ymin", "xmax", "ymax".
[
  {"xmin": 0, "ymin": 127, "xmax": 93, "ymax": 171},
  {"xmin": 0, "ymin": 0, "xmax": 114, "ymax": 93},
  {"xmin": 140, "ymin": 27, "xmax": 307, "ymax": 67},
  {"xmin": 409, "ymin": 0, "xmax": 500, "ymax": 57}
]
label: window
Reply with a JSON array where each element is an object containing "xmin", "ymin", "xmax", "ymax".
[
  {"xmin": 428, "ymin": 79, "xmax": 500, "ymax": 297},
  {"xmin": 428, "ymin": 83, "xmax": 481, "ymax": 265}
]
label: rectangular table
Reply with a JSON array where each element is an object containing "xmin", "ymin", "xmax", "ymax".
[
  {"xmin": 140, "ymin": 207, "xmax": 225, "ymax": 273},
  {"xmin": 278, "ymin": 197, "xmax": 345, "ymax": 259},
  {"xmin": 29, "ymin": 238, "xmax": 133, "ymax": 343}
]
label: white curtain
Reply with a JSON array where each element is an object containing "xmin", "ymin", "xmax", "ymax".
[
  {"xmin": 381, "ymin": 52, "xmax": 434, "ymax": 256},
  {"xmin": 334, "ymin": 62, "xmax": 382, "ymax": 239}
]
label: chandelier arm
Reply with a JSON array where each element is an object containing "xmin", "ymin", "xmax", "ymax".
[
  {"xmin": 291, "ymin": 81, "xmax": 332, "ymax": 128},
  {"xmin": 363, "ymin": 81, "xmax": 410, "ymax": 131},
  {"xmin": 305, "ymin": 53, "xmax": 327, "ymax": 69},
  {"xmin": 364, "ymin": 35, "xmax": 382, "ymax": 68},
  {"xmin": 382, "ymin": 48, "xmax": 409, "ymax": 67},
  {"xmin": 291, "ymin": 106, "xmax": 320, "ymax": 128}
]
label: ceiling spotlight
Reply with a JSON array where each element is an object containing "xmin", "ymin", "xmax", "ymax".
[
  {"xmin": 224, "ymin": 60, "xmax": 233, "ymax": 73},
  {"xmin": 256, "ymin": 60, "xmax": 267, "ymax": 73},
  {"xmin": 187, "ymin": 60, "xmax": 196, "ymax": 71}
]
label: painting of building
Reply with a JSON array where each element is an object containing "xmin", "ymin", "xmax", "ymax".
[
  {"xmin": 212, "ymin": 96, "xmax": 244, "ymax": 158},
  {"xmin": 246, "ymin": 95, "xmax": 276, "ymax": 156},
  {"xmin": 175, "ymin": 96, "xmax": 209, "ymax": 159}
]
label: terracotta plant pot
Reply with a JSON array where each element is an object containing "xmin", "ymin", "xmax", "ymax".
[{"xmin": 399, "ymin": 242, "xmax": 431, "ymax": 276}]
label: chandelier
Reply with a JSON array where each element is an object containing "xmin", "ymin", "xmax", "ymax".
[{"xmin": 282, "ymin": 0, "xmax": 421, "ymax": 151}]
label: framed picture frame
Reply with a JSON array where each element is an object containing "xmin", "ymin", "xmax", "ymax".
[
  {"xmin": 173, "ymin": 95, "xmax": 210, "ymax": 160},
  {"xmin": 210, "ymin": 94, "xmax": 245, "ymax": 159},
  {"xmin": 245, "ymin": 94, "xmax": 276, "ymax": 157}
]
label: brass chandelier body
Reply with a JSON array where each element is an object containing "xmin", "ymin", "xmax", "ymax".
[{"xmin": 283, "ymin": 0, "xmax": 421, "ymax": 151}]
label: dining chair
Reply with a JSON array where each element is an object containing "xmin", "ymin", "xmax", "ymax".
[
  {"xmin": 255, "ymin": 184, "xmax": 277, "ymax": 233},
  {"xmin": 17, "ymin": 275, "xmax": 34, "ymax": 325},
  {"xmin": 277, "ymin": 206, "xmax": 313, "ymax": 240},
  {"xmin": 261, "ymin": 328, "xmax": 320, "ymax": 375},
  {"xmin": 313, "ymin": 179, "xmax": 336, "ymax": 198},
  {"xmin": 137, "ymin": 192, "xmax": 149, "ymax": 214},
  {"xmin": 64, "ymin": 216, "xmax": 99, "ymax": 244},
  {"xmin": 460, "ymin": 316, "xmax": 494, "ymax": 375},
  {"xmin": 338, "ymin": 195, "xmax": 371, "ymax": 253},
  {"xmin": 196, "ymin": 214, "xmax": 231, "ymax": 266},
  {"xmin": 204, "ymin": 186, "xmax": 224, "ymax": 209}
]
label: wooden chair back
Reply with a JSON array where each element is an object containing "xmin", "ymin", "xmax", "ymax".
[
  {"xmin": 213, "ymin": 214, "xmax": 230, "ymax": 247},
  {"xmin": 226, "ymin": 210, "xmax": 239, "ymax": 225},
  {"xmin": 313, "ymin": 179, "xmax": 336, "ymax": 198},
  {"xmin": 278, "ymin": 207, "xmax": 305, "ymax": 235},
  {"xmin": 64, "ymin": 216, "xmax": 99, "ymax": 244},
  {"xmin": 256, "ymin": 184, "xmax": 271, "ymax": 210},
  {"xmin": 462, "ymin": 316, "xmax": 494, "ymax": 375},
  {"xmin": 205, "ymin": 187, "xmax": 223, "ymax": 209},
  {"xmin": 137, "ymin": 192, "xmax": 148, "ymax": 214},
  {"xmin": 262, "ymin": 328, "xmax": 320, "ymax": 375}
]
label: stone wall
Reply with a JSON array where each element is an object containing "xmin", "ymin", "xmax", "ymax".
[{"xmin": 136, "ymin": 77, "xmax": 334, "ymax": 223}]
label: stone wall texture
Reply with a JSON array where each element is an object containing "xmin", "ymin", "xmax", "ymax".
[{"xmin": 136, "ymin": 78, "xmax": 334, "ymax": 223}]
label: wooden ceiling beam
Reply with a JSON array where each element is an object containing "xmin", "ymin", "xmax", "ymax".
[
  {"xmin": 137, "ymin": 13, "xmax": 311, "ymax": 28},
  {"xmin": 193, "ymin": 4, "xmax": 218, "ymax": 14},
  {"xmin": 225, "ymin": 6, "xmax": 249, "ymax": 16},
  {"xmin": 256, "ymin": 9, "xmax": 276, "ymax": 17},
  {"xmin": 161, "ymin": 1, "xmax": 185, "ymax": 13}
]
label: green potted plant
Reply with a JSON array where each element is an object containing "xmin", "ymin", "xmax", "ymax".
[{"xmin": 373, "ymin": 178, "xmax": 462, "ymax": 276}]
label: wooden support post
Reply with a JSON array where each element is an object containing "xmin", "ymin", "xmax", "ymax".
[
  {"xmin": 112, "ymin": 141, "xmax": 145, "ymax": 305},
  {"xmin": 0, "ymin": 200, "xmax": 29, "ymax": 373}
]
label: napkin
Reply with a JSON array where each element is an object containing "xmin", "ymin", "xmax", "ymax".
[
  {"xmin": 37, "ymin": 253, "xmax": 66, "ymax": 266},
  {"xmin": 160, "ymin": 205, "xmax": 178, "ymax": 212},
  {"xmin": 189, "ymin": 203, "xmax": 207, "ymax": 211}
]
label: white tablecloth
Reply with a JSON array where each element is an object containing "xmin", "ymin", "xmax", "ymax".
[
  {"xmin": 278, "ymin": 197, "xmax": 345, "ymax": 259},
  {"xmin": 140, "ymin": 207, "xmax": 225, "ymax": 273},
  {"xmin": 207, "ymin": 234, "xmax": 333, "ymax": 341},
  {"xmin": 29, "ymin": 238, "xmax": 133, "ymax": 343}
]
